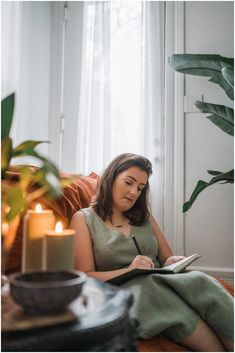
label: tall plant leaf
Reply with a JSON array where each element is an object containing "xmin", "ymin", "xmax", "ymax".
[
  {"xmin": 194, "ymin": 100, "xmax": 234, "ymax": 136},
  {"xmin": 207, "ymin": 170, "xmax": 223, "ymax": 176},
  {"xmin": 1, "ymin": 93, "xmax": 70, "ymax": 223},
  {"xmin": 18, "ymin": 149, "xmax": 62, "ymax": 197},
  {"xmin": 222, "ymin": 67, "xmax": 234, "ymax": 88},
  {"xmin": 5, "ymin": 187, "xmax": 26, "ymax": 222},
  {"xmin": 168, "ymin": 54, "xmax": 234, "ymax": 100},
  {"xmin": 1, "ymin": 137, "xmax": 13, "ymax": 174},
  {"xmin": 25, "ymin": 150, "xmax": 60, "ymax": 177},
  {"xmin": 1, "ymin": 93, "xmax": 15, "ymax": 141},
  {"xmin": 13, "ymin": 140, "xmax": 50, "ymax": 157},
  {"xmin": 183, "ymin": 169, "xmax": 234, "ymax": 212}
]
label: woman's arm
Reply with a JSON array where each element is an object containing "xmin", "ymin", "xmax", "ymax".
[
  {"xmin": 150, "ymin": 215, "xmax": 185, "ymax": 266},
  {"xmin": 70, "ymin": 211, "xmax": 154, "ymax": 281}
]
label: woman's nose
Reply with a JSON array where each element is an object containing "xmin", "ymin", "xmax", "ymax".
[{"xmin": 129, "ymin": 186, "xmax": 138, "ymax": 197}]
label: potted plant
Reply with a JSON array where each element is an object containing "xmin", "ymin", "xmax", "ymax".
[
  {"xmin": 1, "ymin": 93, "xmax": 69, "ymax": 270},
  {"xmin": 168, "ymin": 54, "xmax": 234, "ymax": 212}
]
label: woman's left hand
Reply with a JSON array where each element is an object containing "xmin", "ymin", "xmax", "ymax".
[{"xmin": 162, "ymin": 255, "xmax": 185, "ymax": 267}]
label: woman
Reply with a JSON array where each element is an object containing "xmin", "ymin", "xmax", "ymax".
[{"xmin": 70, "ymin": 153, "xmax": 234, "ymax": 352}]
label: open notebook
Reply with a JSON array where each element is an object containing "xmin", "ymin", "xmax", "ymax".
[{"xmin": 107, "ymin": 254, "xmax": 201, "ymax": 285}]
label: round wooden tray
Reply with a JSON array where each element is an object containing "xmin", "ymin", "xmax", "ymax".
[{"xmin": 2, "ymin": 278, "xmax": 106, "ymax": 332}]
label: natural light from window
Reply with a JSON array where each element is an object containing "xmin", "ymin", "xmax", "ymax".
[{"xmin": 110, "ymin": 2, "xmax": 143, "ymax": 158}]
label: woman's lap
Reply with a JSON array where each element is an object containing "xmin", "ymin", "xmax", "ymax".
[{"xmin": 121, "ymin": 271, "xmax": 234, "ymax": 341}]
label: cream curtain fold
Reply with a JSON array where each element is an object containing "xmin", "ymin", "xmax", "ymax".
[{"xmin": 75, "ymin": 1, "xmax": 165, "ymax": 224}]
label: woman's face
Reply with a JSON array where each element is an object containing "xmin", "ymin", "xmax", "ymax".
[{"xmin": 112, "ymin": 166, "xmax": 148, "ymax": 212}]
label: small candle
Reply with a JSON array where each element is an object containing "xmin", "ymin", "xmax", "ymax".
[
  {"xmin": 2, "ymin": 223, "xmax": 10, "ymax": 246},
  {"xmin": 22, "ymin": 204, "xmax": 55, "ymax": 272},
  {"xmin": 43, "ymin": 221, "xmax": 75, "ymax": 271}
]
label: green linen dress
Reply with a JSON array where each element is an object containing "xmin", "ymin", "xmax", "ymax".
[{"xmin": 81, "ymin": 207, "xmax": 234, "ymax": 342}]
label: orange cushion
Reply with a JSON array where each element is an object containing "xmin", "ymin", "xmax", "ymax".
[{"xmin": 41, "ymin": 172, "xmax": 98, "ymax": 225}]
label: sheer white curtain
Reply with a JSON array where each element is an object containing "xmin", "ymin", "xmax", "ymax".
[
  {"xmin": 76, "ymin": 1, "xmax": 165, "ymax": 224},
  {"xmin": 76, "ymin": 2, "xmax": 112, "ymax": 175}
]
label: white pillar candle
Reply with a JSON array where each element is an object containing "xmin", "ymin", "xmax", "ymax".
[
  {"xmin": 43, "ymin": 221, "xmax": 75, "ymax": 271},
  {"xmin": 22, "ymin": 204, "xmax": 55, "ymax": 272}
]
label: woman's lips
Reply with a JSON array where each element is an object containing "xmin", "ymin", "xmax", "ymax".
[{"xmin": 123, "ymin": 197, "xmax": 133, "ymax": 202}]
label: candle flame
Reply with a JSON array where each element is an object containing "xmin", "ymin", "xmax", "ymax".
[
  {"xmin": 35, "ymin": 204, "xmax": 42, "ymax": 213},
  {"xmin": 5, "ymin": 206, "xmax": 10, "ymax": 213},
  {"xmin": 55, "ymin": 221, "xmax": 63, "ymax": 233},
  {"xmin": 2, "ymin": 222, "xmax": 9, "ymax": 236}
]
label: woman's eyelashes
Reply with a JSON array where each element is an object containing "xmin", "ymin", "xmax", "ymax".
[
  {"xmin": 124, "ymin": 180, "xmax": 144, "ymax": 193},
  {"xmin": 125, "ymin": 180, "xmax": 132, "ymax": 186}
]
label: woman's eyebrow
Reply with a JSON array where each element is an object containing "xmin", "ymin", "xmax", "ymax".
[{"xmin": 125, "ymin": 175, "xmax": 146, "ymax": 186}]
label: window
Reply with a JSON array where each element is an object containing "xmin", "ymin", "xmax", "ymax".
[{"xmin": 110, "ymin": 2, "xmax": 143, "ymax": 156}]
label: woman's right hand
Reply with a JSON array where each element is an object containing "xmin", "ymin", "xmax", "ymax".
[{"xmin": 128, "ymin": 255, "xmax": 154, "ymax": 270}]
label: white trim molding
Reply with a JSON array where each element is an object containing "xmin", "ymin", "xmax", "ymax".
[
  {"xmin": 48, "ymin": 2, "xmax": 64, "ymax": 167},
  {"xmin": 164, "ymin": 2, "xmax": 185, "ymax": 254}
]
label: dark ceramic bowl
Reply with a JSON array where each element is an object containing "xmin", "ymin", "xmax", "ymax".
[{"xmin": 10, "ymin": 270, "xmax": 87, "ymax": 314}]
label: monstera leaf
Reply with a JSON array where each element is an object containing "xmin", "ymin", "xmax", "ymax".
[
  {"xmin": 194, "ymin": 101, "xmax": 234, "ymax": 136},
  {"xmin": 183, "ymin": 170, "xmax": 234, "ymax": 212},
  {"xmin": 168, "ymin": 54, "xmax": 234, "ymax": 100},
  {"xmin": 169, "ymin": 54, "xmax": 234, "ymax": 212},
  {"xmin": 222, "ymin": 66, "xmax": 234, "ymax": 88}
]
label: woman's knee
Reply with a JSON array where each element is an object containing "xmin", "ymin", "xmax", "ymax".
[{"xmin": 179, "ymin": 319, "xmax": 225, "ymax": 352}]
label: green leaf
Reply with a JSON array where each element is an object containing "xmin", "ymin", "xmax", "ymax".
[
  {"xmin": 207, "ymin": 170, "xmax": 222, "ymax": 176},
  {"xmin": 25, "ymin": 151, "xmax": 62, "ymax": 197},
  {"xmin": 13, "ymin": 140, "xmax": 50, "ymax": 156},
  {"xmin": 222, "ymin": 67, "xmax": 234, "ymax": 88},
  {"xmin": 5, "ymin": 188, "xmax": 26, "ymax": 221},
  {"xmin": 10, "ymin": 148, "xmax": 61, "ymax": 198},
  {"xmin": 60, "ymin": 178, "xmax": 74, "ymax": 187},
  {"xmin": 18, "ymin": 166, "xmax": 35, "ymax": 191},
  {"xmin": 40, "ymin": 158, "xmax": 60, "ymax": 178},
  {"xmin": 194, "ymin": 100, "xmax": 234, "ymax": 136},
  {"xmin": 1, "ymin": 93, "xmax": 15, "ymax": 141},
  {"xmin": 36, "ymin": 166, "xmax": 61, "ymax": 198},
  {"xmin": 44, "ymin": 172, "xmax": 61, "ymax": 197},
  {"xmin": 183, "ymin": 169, "xmax": 234, "ymax": 212},
  {"xmin": 1, "ymin": 137, "xmax": 13, "ymax": 174},
  {"xmin": 168, "ymin": 54, "xmax": 234, "ymax": 100},
  {"xmin": 12, "ymin": 149, "xmax": 59, "ymax": 176}
]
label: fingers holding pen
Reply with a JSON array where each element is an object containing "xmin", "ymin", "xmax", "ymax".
[
  {"xmin": 129, "ymin": 255, "xmax": 154, "ymax": 270},
  {"xmin": 136, "ymin": 255, "xmax": 154, "ymax": 268}
]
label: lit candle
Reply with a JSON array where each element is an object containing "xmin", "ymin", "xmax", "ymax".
[
  {"xmin": 43, "ymin": 221, "xmax": 75, "ymax": 271},
  {"xmin": 2, "ymin": 223, "xmax": 10, "ymax": 247},
  {"xmin": 22, "ymin": 204, "xmax": 55, "ymax": 272}
]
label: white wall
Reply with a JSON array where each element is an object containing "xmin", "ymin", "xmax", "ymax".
[
  {"xmin": 2, "ymin": 2, "xmax": 51, "ymax": 159},
  {"xmin": 184, "ymin": 1, "xmax": 234, "ymax": 282},
  {"xmin": 15, "ymin": 2, "xmax": 51, "ymax": 158},
  {"xmin": 48, "ymin": 1, "xmax": 64, "ymax": 167}
]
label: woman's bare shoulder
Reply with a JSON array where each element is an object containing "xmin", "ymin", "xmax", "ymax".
[
  {"xmin": 73, "ymin": 209, "xmax": 84, "ymax": 216},
  {"xmin": 71, "ymin": 209, "xmax": 83, "ymax": 219},
  {"xmin": 70, "ymin": 209, "xmax": 87, "ymax": 229},
  {"xmin": 71, "ymin": 207, "xmax": 92, "ymax": 221},
  {"xmin": 149, "ymin": 213, "xmax": 158, "ymax": 226}
]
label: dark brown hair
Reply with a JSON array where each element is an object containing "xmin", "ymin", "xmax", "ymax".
[{"xmin": 91, "ymin": 153, "xmax": 152, "ymax": 226}]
